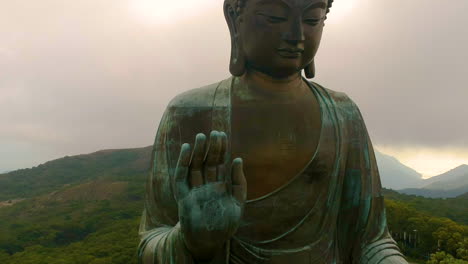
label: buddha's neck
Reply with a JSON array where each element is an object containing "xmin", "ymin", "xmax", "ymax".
[{"xmin": 240, "ymin": 69, "xmax": 308, "ymax": 99}]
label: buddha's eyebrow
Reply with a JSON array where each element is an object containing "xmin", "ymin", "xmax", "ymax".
[
  {"xmin": 304, "ymin": 1, "xmax": 327, "ymax": 10},
  {"xmin": 257, "ymin": 0, "xmax": 327, "ymax": 10},
  {"xmin": 257, "ymin": 0, "xmax": 289, "ymax": 9}
]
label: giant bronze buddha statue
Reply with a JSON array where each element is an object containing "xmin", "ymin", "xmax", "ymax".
[{"xmin": 138, "ymin": 0, "xmax": 408, "ymax": 263}]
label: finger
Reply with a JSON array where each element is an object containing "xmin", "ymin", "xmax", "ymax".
[
  {"xmin": 204, "ymin": 131, "xmax": 221, "ymax": 183},
  {"xmin": 190, "ymin": 133, "xmax": 206, "ymax": 188},
  {"xmin": 175, "ymin": 143, "xmax": 191, "ymax": 200},
  {"xmin": 218, "ymin": 132, "xmax": 227, "ymax": 164},
  {"xmin": 231, "ymin": 158, "xmax": 247, "ymax": 204},
  {"xmin": 217, "ymin": 132, "xmax": 228, "ymax": 182}
]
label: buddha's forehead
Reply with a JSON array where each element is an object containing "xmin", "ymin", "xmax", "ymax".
[{"xmin": 249, "ymin": 0, "xmax": 327, "ymax": 9}]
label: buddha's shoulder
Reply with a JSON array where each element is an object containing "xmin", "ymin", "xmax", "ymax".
[
  {"xmin": 308, "ymin": 81, "xmax": 364, "ymax": 124},
  {"xmin": 168, "ymin": 77, "xmax": 232, "ymax": 108},
  {"xmin": 309, "ymin": 81, "xmax": 357, "ymax": 108}
]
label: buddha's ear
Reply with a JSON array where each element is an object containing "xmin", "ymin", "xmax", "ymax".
[
  {"xmin": 224, "ymin": 1, "xmax": 246, "ymax": 76},
  {"xmin": 304, "ymin": 60, "xmax": 316, "ymax": 79}
]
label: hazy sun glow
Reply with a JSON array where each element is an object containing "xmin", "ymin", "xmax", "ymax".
[
  {"xmin": 376, "ymin": 145, "xmax": 468, "ymax": 179},
  {"xmin": 129, "ymin": 0, "xmax": 217, "ymax": 25},
  {"xmin": 328, "ymin": 0, "xmax": 358, "ymax": 22},
  {"xmin": 129, "ymin": 0, "xmax": 357, "ymax": 25}
]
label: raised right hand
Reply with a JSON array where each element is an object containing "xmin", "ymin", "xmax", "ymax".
[{"xmin": 174, "ymin": 131, "xmax": 247, "ymax": 261}]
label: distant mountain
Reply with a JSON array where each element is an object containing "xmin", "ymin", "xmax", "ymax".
[
  {"xmin": 422, "ymin": 164, "xmax": 468, "ymax": 189},
  {"xmin": 399, "ymin": 164, "xmax": 468, "ymax": 198},
  {"xmin": 358, "ymin": 150, "xmax": 468, "ymax": 198},
  {"xmin": 0, "ymin": 148, "xmax": 428, "ymax": 196},
  {"xmin": 1, "ymin": 145, "xmax": 465, "ymax": 200},
  {"xmin": 374, "ymin": 151, "xmax": 424, "ymax": 190},
  {"xmin": 0, "ymin": 146, "xmax": 152, "ymax": 201},
  {"xmin": 396, "ymin": 187, "xmax": 468, "ymax": 198}
]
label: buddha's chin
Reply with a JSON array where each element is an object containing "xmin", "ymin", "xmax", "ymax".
[
  {"xmin": 248, "ymin": 60, "xmax": 304, "ymax": 79},
  {"xmin": 269, "ymin": 63, "xmax": 304, "ymax": 78},
  {"xmin": 265, "ymin": 68, "xmax": 303, "ymax": 79}
]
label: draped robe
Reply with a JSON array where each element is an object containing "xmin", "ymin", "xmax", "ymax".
[{"xmin": 138, "ymin": 77, "xmax": 408, "ymax": 264}]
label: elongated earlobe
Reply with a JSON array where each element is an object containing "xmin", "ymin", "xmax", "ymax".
[
  {"xmin": 224, "ymin": 2, "xmax": 246, "ymax": 76},
  {"xmin": 230, "ymin": 38, "xmax": 246, "ymax": 76},
  {"xmin": 304, "ymin": 60, "xmax": 316, "ymax": 79}
]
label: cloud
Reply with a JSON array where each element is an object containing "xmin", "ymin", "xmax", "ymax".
[
  {"xmin": 316, "ymin": 0, "xmax": 468, "ymax": 149},
  {"xmin": 1, "ymin": 0, "xmax": 467, "ymax": 171}
]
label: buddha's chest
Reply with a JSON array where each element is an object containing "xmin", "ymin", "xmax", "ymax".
[{"xmin": 231, "ymin": 102, "xmax": 321, "ymax": 200}]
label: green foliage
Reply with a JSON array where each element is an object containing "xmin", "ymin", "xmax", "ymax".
[
  {"xmin": 0, "ymin": 178, "xmax": 144, "ymax": 263},
  {"xmin": 0, "ymin": 250, "xmax": 10, "ymax": 262},
  {"xmin": 0, "ymin": 147, "xmax": 151, "ymax": 263},
  {"xmin": 385, "ymin": 199, "xmax": 468, "ymax": 262},
  {"xmin": 427, "ymin": 251, "xmax": 468, "ymax": 264},
  {"xmin": 456, "ymin": 238, "xmax": 468, "ymax": 261},
  {"xmin": 2, "ymin": 218, "xmax": 139, "ymax": 264},
  {"xmin": 1, "ymin": 147, "xmax": 467, "ymax": 263},
  {"xmin": 383, "ymin": 189, "xmax": 468, "ymax": 225}
]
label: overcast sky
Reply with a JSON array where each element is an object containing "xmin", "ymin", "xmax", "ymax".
[{"xmin": 1, "ymin": 0, "xmax": 467, "ymax": 177}]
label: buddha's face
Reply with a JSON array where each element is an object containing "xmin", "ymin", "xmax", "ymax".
[{"xmin": 238, "ymin": 0, "xmax": 327, "ymax": 78}]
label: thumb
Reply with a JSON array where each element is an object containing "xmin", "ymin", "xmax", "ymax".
[{"xmin": 231, "ymin": 158, "xmax": 247, "ymax": 204}]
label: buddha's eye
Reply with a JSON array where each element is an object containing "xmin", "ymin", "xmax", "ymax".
[
  {"xmin": 257, "ymin": 13, "xmax": 287, "ymax": 24},
  {"xmin": 303, "ymin": 18, "xmax": 322, "ymax": 26}
]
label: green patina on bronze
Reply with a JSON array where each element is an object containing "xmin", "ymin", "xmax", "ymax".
[{"xmin": 138, "ymin": 0, "xmax": 407, "ymax": 263}]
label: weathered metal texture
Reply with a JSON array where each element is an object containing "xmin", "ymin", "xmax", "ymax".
[
  {"xmin": 138, "ymin": 77, "xmax": 407, "ymax": 263},
  {"xmin": 138, "ymin": 0, "xmax": 407, "ymax": 262}
]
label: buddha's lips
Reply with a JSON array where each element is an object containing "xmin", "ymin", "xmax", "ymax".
[
  {"xmin": 277, "ymin": 48, "xmax": 304, "ymax": 58},
  {"xmin": 277, "ymin": 48, "xmax": 304, "ymax": 53}
]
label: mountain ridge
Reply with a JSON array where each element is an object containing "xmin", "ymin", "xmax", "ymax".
[
  {"xmin": 374, "ymin": 151, "xmax": 424, "ymax": 190},
  {"xmin": 399, "ymin": 164, "xmax": 468, "ymax": 198},
  {"xmin": 422, "ymin": 164, "xmax": 468, "ymax": 188},
  {"xmin": 0, "ymin": 146, "xmax": 152, "ymax": 201},
  {"xmin": 2, "ymin": 146, "xmax": 467, "ymax": 199}
]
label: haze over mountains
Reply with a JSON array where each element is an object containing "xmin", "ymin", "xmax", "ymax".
[
  {"xmin": 374, "ymin": 151, "xmax": 424, "ymax": 190},
  {"xmin": 376, "ymin": 151, "xmax": 468, "ymax": 198},
  {"xmin": 398, "ymin": 165, "xmax": 468, "ymax": 198},
  {"xmin": 1, "ymin": 147, "xmax": 467, "ymax": 199},
  {"xmin": 423, "ymin": 164, "xmax": 468, "ymax": 187}
]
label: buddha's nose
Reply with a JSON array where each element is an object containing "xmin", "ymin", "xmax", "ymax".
[{"xmin": 282, "ymin": 17, "xmax": 305, "ymax": 44}]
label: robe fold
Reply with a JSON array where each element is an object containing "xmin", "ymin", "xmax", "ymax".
[{"xmin": 138, "ymin": 77, "xmax": 407, "ymax": 264}]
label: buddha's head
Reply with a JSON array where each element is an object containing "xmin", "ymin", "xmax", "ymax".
[{"xmin": 224, "ymin": 0, "xmax": 333, "ymax": 79}]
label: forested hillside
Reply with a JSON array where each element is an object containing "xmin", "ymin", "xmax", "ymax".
[
  {"xmin": 383, "ymin": 189, "xmax": 468, "ymax": 225},
  {"xmin": 0, "ymin": 147, "xmax": 152, "ymax": 201},
  {"xmin": 0, "ymin": 147, "xmax": 151, "ymax": 264},
  {"xmin": 385, "ymin": 198, "xmax": 468, "ymax": 262},
  {"xmin": 0, "ymin": 147, "xmax": 467, "ymax": 263}
]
